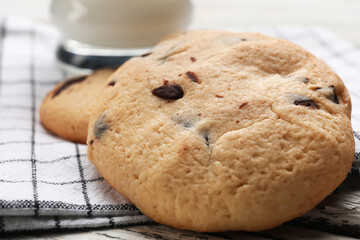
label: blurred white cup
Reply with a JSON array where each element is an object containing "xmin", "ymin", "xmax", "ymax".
[{"xmin": 51, "ymin": 0, "xmax": 192, "ymax": 49}]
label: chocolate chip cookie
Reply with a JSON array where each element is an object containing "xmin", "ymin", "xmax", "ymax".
[
  {"xmin": 87, "ymin": 31, "xmax": 354, "ymax": 232},
  {"xmin": 40, "ymin": 68, "xmax": 115, "ymax": 143}
]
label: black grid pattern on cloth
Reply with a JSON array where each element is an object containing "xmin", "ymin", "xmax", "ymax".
[
  {"xmin": 0, "ymin": 177, "xmax": 104, "ymax": 185},
  {"xmin": 75, "ymin": 144, "xmax": 92, "ymax": 216},
  {"xmin": 0, "ymin": 17, "xmax": 138, "ymax": 219},
  {"xmin": 0, "ymin": 154, "xmax": 87, "ymax": 164},
  {"xmin": 0, "ymin": 200, "xmax": 137, "ymax": 212},
  {"xmin": 29, "ymin": 23, "xmax": 40, "ymax": 217}
]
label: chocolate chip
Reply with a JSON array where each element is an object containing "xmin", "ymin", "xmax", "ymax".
[
  {"xmin": 315, "ymin": 86, "xmax": 339, "ymax": 104},
  {"xmin": 90, "ymin": 140, "xmax": 94, "ymax": 145},
  {"xmin": 215, "ymin": 95, "xmax": 223, "ymax": 98},
  {"xmin": 94, "ymin": 113, "xmax": 109, "ymax": 139},
  {"xmin": 298, "ymin": 77, "xmax": 310, "ymax": 84},
  {"xmin": 190, "ymin": 57, "xmax": 197, "ymax": 62},
  {"xmin": 141, "ymin": 52, "xmax": 152, "ymax": 57},
  {"xmin": 108, "ymin": 80, "xmax": 116, "ymax": 86},
  {"xmin": 294, "ymin": 99, "xmax": 319, "ymax": 109},
  {"xmin": 201, "ymin": 132, "xmax": 210, "ymax": 147},
  {"xmin": 186, "ymin": 71, "xmax": 199, "ymax": 83},
  {"xmin": 152, "ymin": 84, "xmax": 184, "ymax": 100},
  {"xmin": 239, "ymin": 102, "xmax": 248, "ymax": 109},
  {"xmin": 52, "ymin": 75, "xmax": 88, "ymax": 98},
  {"xmin": 329, "ymin": 86, "xmax": 339, "ymax": 104}
]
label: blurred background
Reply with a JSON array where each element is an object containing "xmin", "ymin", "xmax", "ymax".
[{"xmin": 0, "ymin": 0, "xmax": 359, "ymax": 48}]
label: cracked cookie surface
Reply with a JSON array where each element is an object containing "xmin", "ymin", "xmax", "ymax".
[
  {"xmin": 86, "ymin": 31, "xmax": 354, "ymax": 232},
  {"xmin": 40, "ymin": 68, "xmax": 115, "ymax": 143}
]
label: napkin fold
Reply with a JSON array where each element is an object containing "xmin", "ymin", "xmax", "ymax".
[{"xmin": 0, "ymin": 17, "xmax": 360, "ymax": 232}]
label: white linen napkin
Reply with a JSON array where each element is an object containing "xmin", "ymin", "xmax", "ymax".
[{"xmin": 0, "ymin": 17, "xmax": 359, "ymax": 232}]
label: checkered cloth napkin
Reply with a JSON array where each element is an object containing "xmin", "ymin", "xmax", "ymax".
[{"xmin": 0, "ymin": 17, "xmax": 360, "ymax": 233}]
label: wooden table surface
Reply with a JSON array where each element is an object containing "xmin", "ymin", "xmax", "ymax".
[{"xmin": 1, "ymin": 0, "xmax": 360, "ymax": 239}]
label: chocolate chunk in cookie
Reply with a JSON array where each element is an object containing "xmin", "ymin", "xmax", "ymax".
[
  {"xmin": 141, "ymin": 52, "xmax": 152, "ymax": 57},
  {"xmin": 94, "ymin": 113, "xmax": 110, "ymax": 139},
  {"xmin": 294, "ymin": 99, "xmax": 319, "ymax": 109},
  {"xmin": 152, "ymin": 84, "xmax": 184, "ymax": 100},
  {"xmin": 201, "ymin": 131, "xmax": 210, "ymax": 146},
  {"xmin": 186, "ymin": 71, "xmax": 199, "ymax": 83},
  {"xmin": 52, "ymin": 75, "xmax": 88, "ymax": 98},
  {"xmin": 239, "ymin": 102, "xmax": 248, "ymax": 109},
  {"xmin": 329, "ymin": 86, "xmax": 339, "ymax": 104},
  {"xmin": 314, "ymin": 86, "xmax": 339, "ymax": 104},
  {"xmin": 108, "ymin": 80, "xmax": 116, "ymax": 86}
]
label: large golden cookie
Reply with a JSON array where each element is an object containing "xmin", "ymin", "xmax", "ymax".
[{"xmin": 87, "ymin": 31, "xmax": 354, "ymax": 232}]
